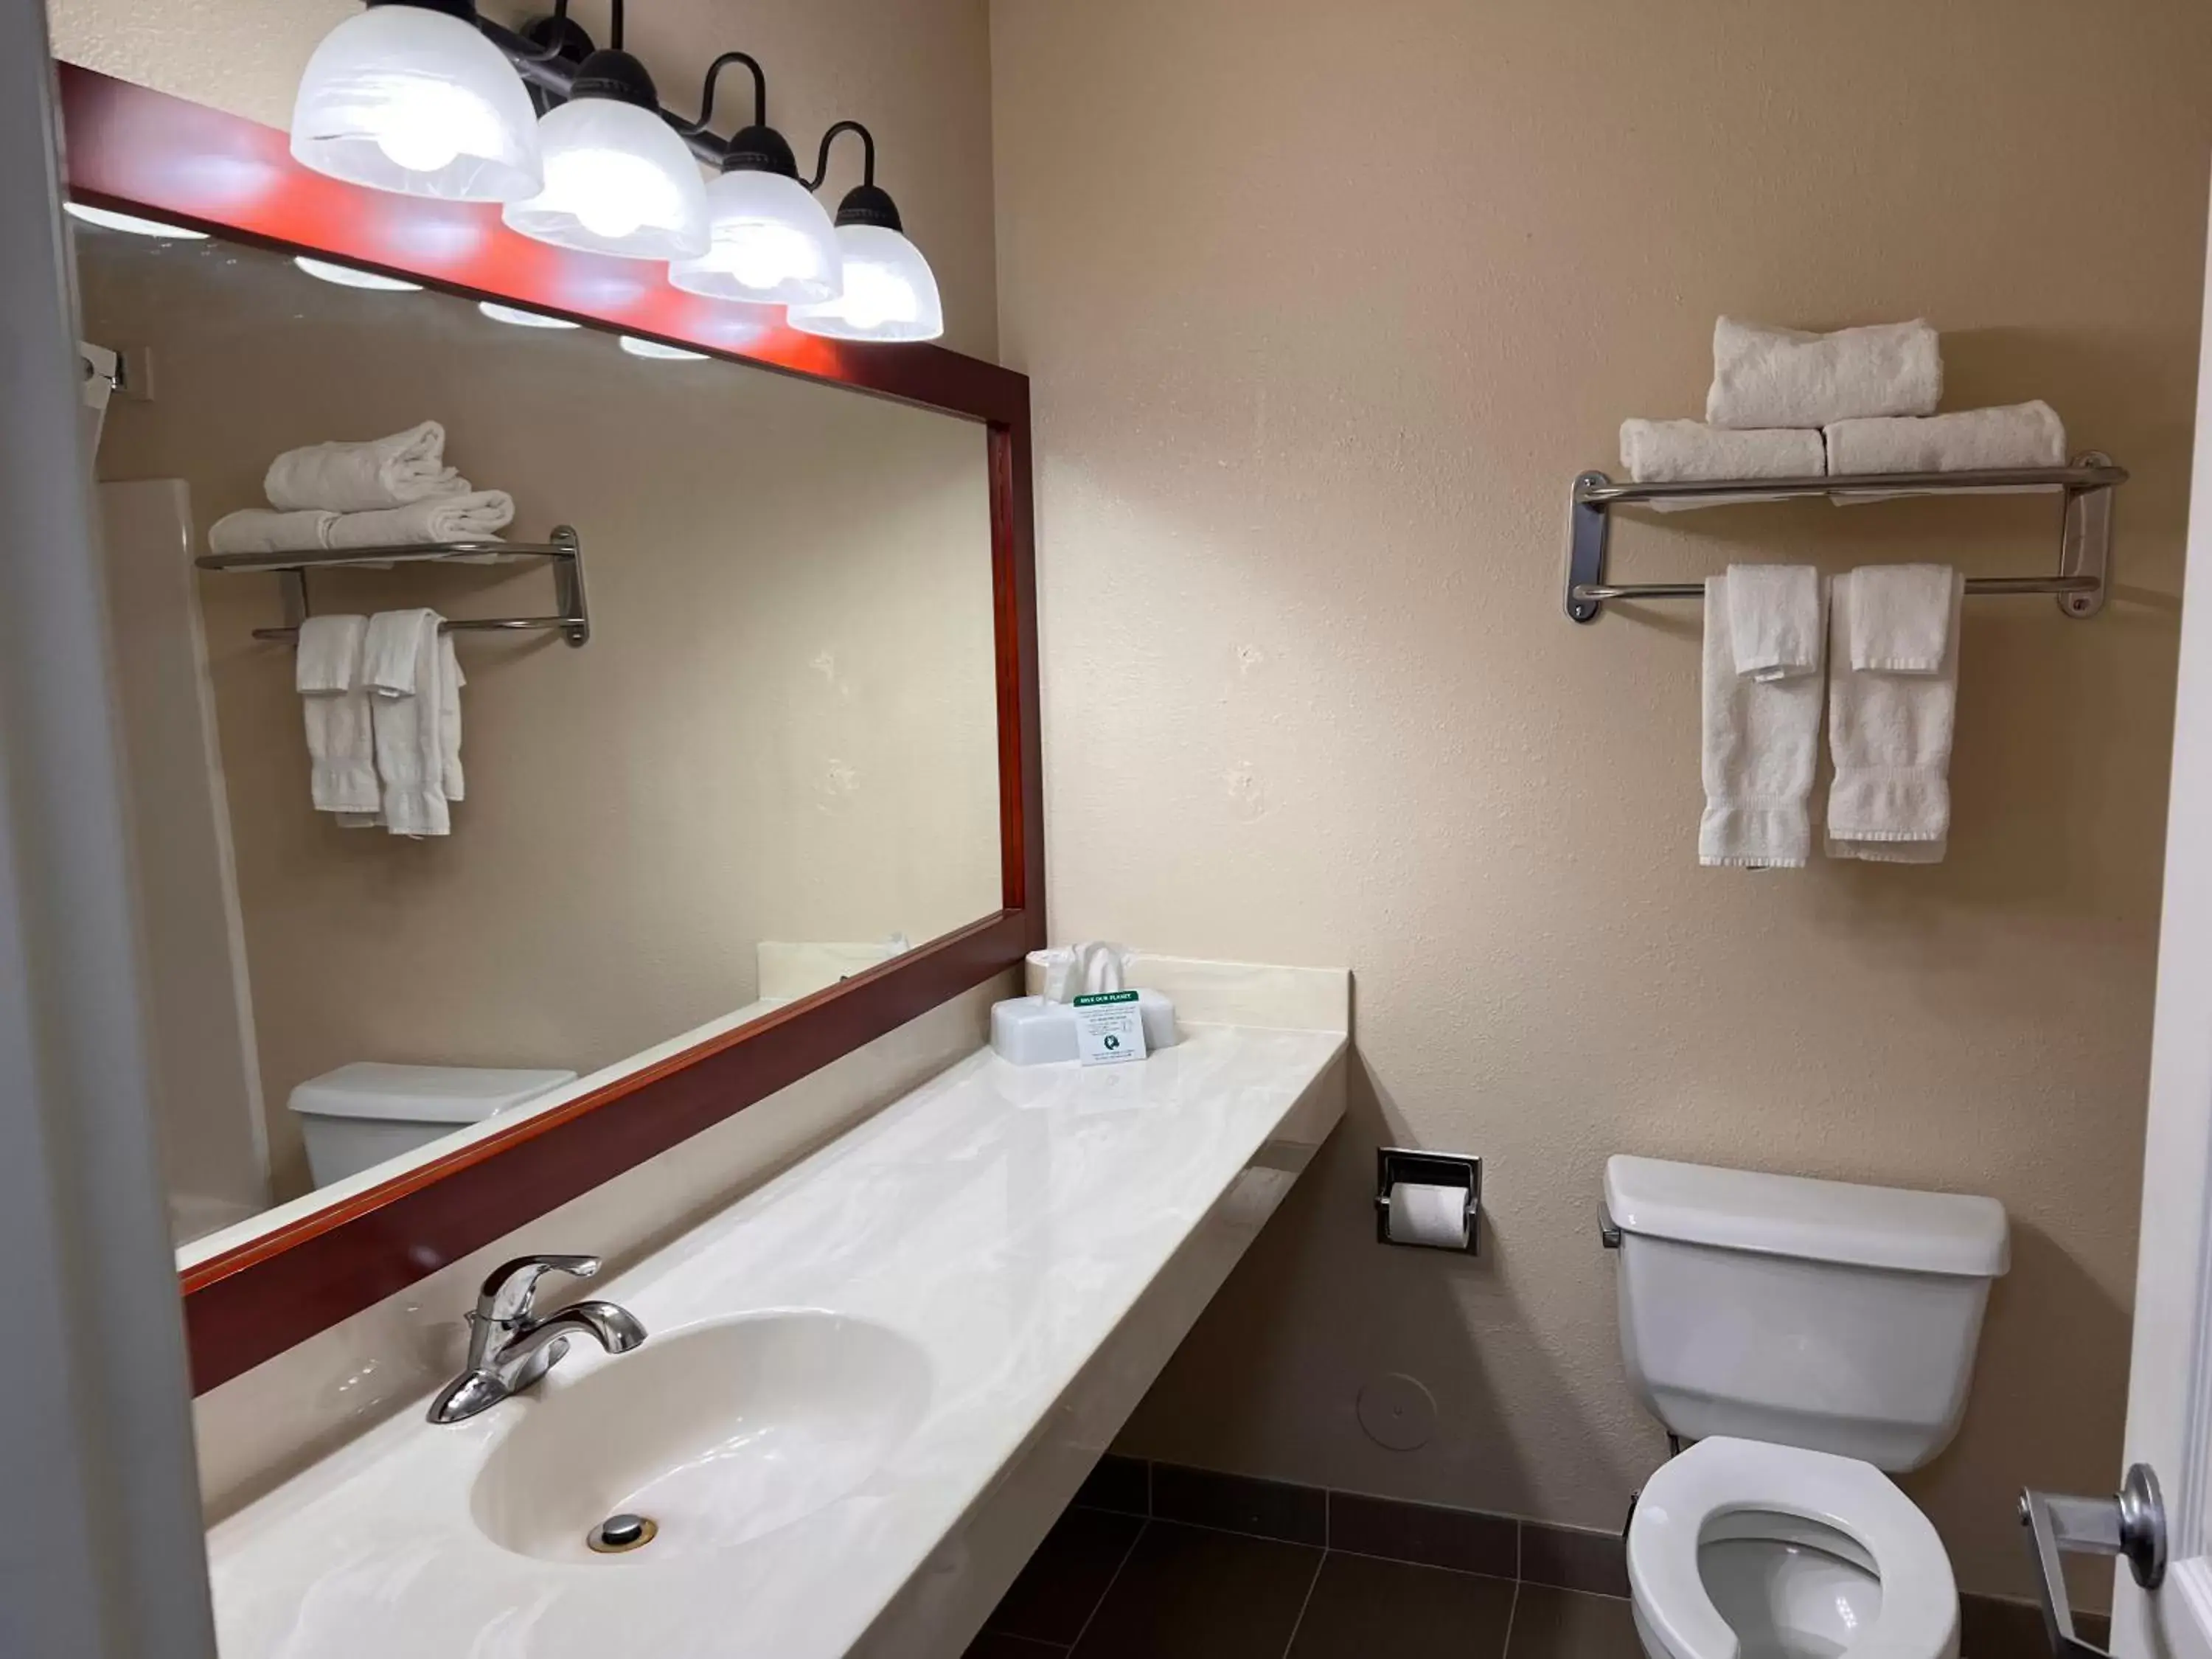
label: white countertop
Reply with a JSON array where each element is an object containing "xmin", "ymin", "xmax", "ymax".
[{"xmin": 206, "ymin": 1018, "xmax": 1346, "ymax": 1658}]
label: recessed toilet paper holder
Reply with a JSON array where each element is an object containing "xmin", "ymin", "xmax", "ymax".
[{"xmin": 1375, "ymin": 1148, "xmax": 1481, "ymax": 1253}]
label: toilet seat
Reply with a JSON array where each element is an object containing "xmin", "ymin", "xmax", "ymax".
[{"xmin": 1629, "ymin": 1437, "xmax": 1958, "ymax": 1659}]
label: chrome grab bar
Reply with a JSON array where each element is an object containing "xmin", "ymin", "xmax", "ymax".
[{"xmin": 2017, "ymin": 1464, "xmax": 2165, "ymax": 1658}]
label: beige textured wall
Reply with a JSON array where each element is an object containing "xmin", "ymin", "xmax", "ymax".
[
  {"xmin": 81, "ymin": 233, "xmax": 1001, "ymax": 1200},
  {"xmin": 992, "ymin": 0, "xmax": 2212, "ymax": 1603},
  {"xmin": 44, "ymin": 0, "xmax": 999, "ymax": 358}
]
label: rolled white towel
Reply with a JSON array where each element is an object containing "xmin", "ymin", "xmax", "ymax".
[
  {"xmin": 1707, "ymin": 318, "xmax": 1942, "ymax": 430},
  {"xmin": 1825, "ymin": 400, "xmax": 2067, "ymax": 476},
  {"xmin": 264, "ymin": 421, "xmax": 469, "ymax": 512},
  {"xmin": 207, "ymin": 507, "xmax": 337, "ymax": 556},
  {"xmin": 1621, "ymin": 420, "xmax": 1825, "ymax": 483},
  {"xmin": 324, "ymin": 491, "xmax": 515, "ymax": 549}
]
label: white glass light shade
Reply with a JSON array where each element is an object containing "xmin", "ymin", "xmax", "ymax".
[
  {"xmin": 289, "ymin": 5, "xmax": 542, "ymax": 203},
  {"xmin": 787, "ymin": 224, "xmax": 944, "ymax": 343},
  {"xmin": 502, "ymin": 99, "xmax": 709, "ymax": 260},
  {"xmin": 63, "ymin": 203, "xmax": 208, "ymax": 239},
  {"xmin": 479, "ymin": 301, "xmax": 579, "ymax": 329},
  {"xmin": 294, "ymin": 256, "xmax": 422, "ymax": 291},
  {"xmin": 667, "ymin": 170, "xmax": 841, "ymax": 305},
  {"xmin": 619, "ymin": 335, "xmax": 708, "ymax": 361}
]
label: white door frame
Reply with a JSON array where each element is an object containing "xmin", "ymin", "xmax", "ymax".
[
  {"xmin": 0, "ymin": 19, "xmax": 218, "ymax": 1658},
  {"xmin": 2118, "ymin": 167, "xmax": 2212, "ymax": 1659}
]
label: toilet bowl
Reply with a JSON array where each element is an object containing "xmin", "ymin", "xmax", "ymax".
[{"xmin": 1629, "ymin": 1438, "xmax": 1958, "ymax": 1659}]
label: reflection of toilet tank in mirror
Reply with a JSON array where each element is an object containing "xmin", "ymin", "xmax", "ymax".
[{"xmin": 289, "ymin": 1063, "xmax": 579, "ymax": 1188}]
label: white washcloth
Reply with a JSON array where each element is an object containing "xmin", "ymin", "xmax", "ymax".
[
  {"xmin": 1724, "ymin": 564, "xmax": 1823, "ymax": 682},
  {"xmin": 1619, "ymin": 420, "xmax": 1826, "ymax": 482},
  {"xmin": 362, "ymin": 609, "xmax": 454, "ymax": 836},
  {"xmin": 1825, "ymin": 400, "xmax": 2067, "ymax": 477},
  {"xmin": 264, "ymin": 421, "xmax": 467, "ymax": 512},
  {"xmin": 1826, "ymin": 567, "xmax": 1964, "ymax": 862},
  {"xmin": 1700, "ymin": 572, "xmax": 1823, "ymax": 869},
  {"xmin": 1846, "ymin": 563, "xmax": 1956, "ymax": 672},
  {"xmin": 294, "ymin": 615, "xmax": 378, "ymax": 815},
  {"xmin": 325, "ymin": 491, "xmax": 514, "ymax": 550},
  {"xmin": 207, "ymin": 507, "xmax": 337, "ymax": 556},
  {"xmin": 1707, "ymin": 317, "xmax": 1942, "ymax": 430}
]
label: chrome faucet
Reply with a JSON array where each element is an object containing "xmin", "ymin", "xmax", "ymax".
[{"xmin": 427, "ymin": 1253, "xmax": 647, "ymax": 1425}]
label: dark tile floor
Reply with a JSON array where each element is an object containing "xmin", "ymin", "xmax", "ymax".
[{"xmin": 965, "ymin": 1507, "xmax": 1642, "ymax": 1659}]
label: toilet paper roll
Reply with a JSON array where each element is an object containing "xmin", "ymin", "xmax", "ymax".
[{"xmin": 1386, "ymin": 1181, "xmax": 1470, "ymax": 1249}]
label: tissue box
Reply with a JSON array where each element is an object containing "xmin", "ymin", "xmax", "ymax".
[{"xmin": 992, "ymin": 992, "xmax": 1180, "ymax": 1066}]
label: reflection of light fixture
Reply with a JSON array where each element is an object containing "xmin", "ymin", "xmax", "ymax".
[
  {"xmin": 289, "ymin": 0, "xmax": 543, "ymax": 203},
  {"xmin": 63, "ymin": 202, "xmax": 209, "ymax": 240},
  {"xmin": 667, "ymin": 54, "xmax": 840, "ymax": 306},
  {"xmin": 479, "ymin": 301, "xmax": 580, "ymax": 329},
  {"xmin": 619, "ymin": 335, "xmax": 709, "ymax": 361},
  {"xmin": 294, "ymin": 255, "xmax": 422, "ymax": 291},
  {"xmin": 503, "ymin": 5, "xmax": 707, "ymax": 260},
  {"xmin": 787, "ymin": 124, "xmax": 943, "ymax": 344}
]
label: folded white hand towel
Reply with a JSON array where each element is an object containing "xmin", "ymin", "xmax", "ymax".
[
  {"xmin": 294, "ymin": 615, "xmax": 378, "ymax": 815},
  {"xmin": 1824, "ymin": 400, "xmax": 2066, "ymax": 476},
  {"xmin": 264, "ymin": 421, "xmax": 468, "ymax": 512},
  {"xmin": 1846, "ymin": 563, "xmax": 1955, "ymax": 672},
  {"xmin": 364, "ymin": 609, "xmax": 454, "ymax": 837},
  {"xmin": 439, "ymin": 633, "xmax": 465, "ymax": 804},
  {"xmin": 1700, "ymin": 572, "xmax": 1823, "ymax": 869},
  {"xmin": 1707, "ymin": 317, "xmax": 1942, "ymax": 430},
  {"xmin": 1724, "ymin": 564, "xmax": 1823, "ymax": 681},
  {"xmin": 208, "ymin": 508, "xmax": 337, "ymax": 557},
  {"xmin": 1827, "ymin": 567, "xmax": 1964, "ymax": 863},
  {"xmin": 325, "ymin": 491, "xmax": 515, "ymax": 550},
  {"xmin": 1620, "ymin": 420, "xmax": 1825, "ymax": 482}
]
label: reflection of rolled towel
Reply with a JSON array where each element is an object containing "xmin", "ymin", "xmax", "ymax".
[
  {"xmin": 324, "ymin": 491, "xmax": 515, "ymax": 549},
  {"xmin": 208, "ymin": 507, "xmax": 338, "ymax": 555},
  {"xmin": 1826, "ymin": 401, "xmax": 2067, "ymax": 476},
  {"xmin": 1707, "ymin": 318, "xmax": 1942, "ymax": 429},
  {"xmin": 1621, "ymin": 420, "xmax": 1824, "ymax": 483},
  {"xmin": 265, "ymin": 420, "xmax": 468, "ymax": 512}
]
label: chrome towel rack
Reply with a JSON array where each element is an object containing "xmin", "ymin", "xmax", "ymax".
[
  {"xmin": 1563, "ymin": 454, "xmax": 2126, "ymax": 624},
  {"xmin": 196, "ymin": 525, "xmax": 591, "ymax": 647}
]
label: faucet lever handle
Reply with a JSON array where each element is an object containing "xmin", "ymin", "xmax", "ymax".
[{"xmin": 477, "ymin": 1253, "xmax": 602, "ymax": 1324}]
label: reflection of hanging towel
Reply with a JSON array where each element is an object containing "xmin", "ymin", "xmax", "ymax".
[
  {"xmin": 362, "ymin": 609, "xmax": 458, "ymax": 837},
  {"xmin": 295, "ymin": 615, "xmax": 378, "ymax": 815}
]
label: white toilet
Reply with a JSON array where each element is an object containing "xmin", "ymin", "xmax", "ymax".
[
  {"xmin": 1604, "ymin": 1155, "xmax": 2010, "ymax": 1659},
  {"xmin": 288, "ymin": 1062, "xmax": 578, "ymax": 1187}
]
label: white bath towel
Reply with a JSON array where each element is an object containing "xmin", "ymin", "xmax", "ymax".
[
  {"xmin": 207, "ymin": 507, "xmax": 338, "ymax": 557},
  {"xmin": 1724, "ymin": 564, "xmax": 1823, "ymax": 682},
  {"xmin": 1700, "ymin": 572, "xmax": 1824, "ymax": 869},
  {"xmin": 264, "ymin": 421, "xmax": 468, "ymax": 512},
  {"xmin": 1707, "ymin": 317, "xmax": 1942, "ymax": 430},
  {"xmin": 1824, "ymin": 400, "xmax": 2067, "ymax": 477},
  {"xmin": 1826, "ymin": 566, "xmax": 1964, "ymax": 863},
  {"xmin": 325, "ymin": 490, "xmax": 515, "ymax": 550},
  {"xmin": 362, "ymin": 609, "xmax": 455, "ymax": 836},
  {"xmin": 1619, "ymin": 420, "xmax": 1826, "ymax": 482},
  {"xmin": 294, "ymin": 615, "xmax": 379, "ymax": 815}
]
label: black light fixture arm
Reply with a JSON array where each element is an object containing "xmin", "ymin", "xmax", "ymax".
[
  {"xmin": 807, "ymin": 120, "xmax": 877, "ymax": 191},
  {"xmin": 679, "ymin": 51, "xmax": 768, "ymax": 136}
]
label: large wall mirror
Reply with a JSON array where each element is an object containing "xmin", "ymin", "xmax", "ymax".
[{"xmin": 59, "ymin": 67, "xmax": 1042, "ymax": 1389}]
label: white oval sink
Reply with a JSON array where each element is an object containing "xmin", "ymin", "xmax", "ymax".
[{"xmin": 470, "ymin": 1312, "xmax": 931, "ymax": 1564}]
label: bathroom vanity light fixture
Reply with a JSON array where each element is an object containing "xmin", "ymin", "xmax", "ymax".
[
  {"xmin": 479, "ymin": 300, "xmax": 580, "ymax": 328},
  {"xmin": 288, "ymin": 3, "xmax": 945, "ymax": 341},
  {"xmin": 787, "ymin": 123, "xmax": 945, "ymax": 344},
  {"xmin": 63, "ymin": 201, "xmax": 209, "ymax": 239},
  {"xmin": 666, "ymin": 53, "xmax": 841, "ymax": 306},
  {"xmin": 618, "ymin": 334, "xmax": 709, "ymax": 361},
  {"xmin": 290, "ymin": 0, "xmax": 544, "ymax": 203},
  {"xmin": 294, "ymin": 255, "xmax": 424, "ymax": 291}
]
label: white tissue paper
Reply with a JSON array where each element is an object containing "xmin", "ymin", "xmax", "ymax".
[{"xmin": 1386, "ymin": 1182, "xmax": 1471, "ymax": 1249}]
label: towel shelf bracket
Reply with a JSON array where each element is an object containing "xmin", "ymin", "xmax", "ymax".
[
  {"xmin": 1562, "ymin": 453, "xmax": 2125, "ymax": 624},
  {"xmin": 198, "ymin": 525, "xmax": 591, "ymax": 648}
]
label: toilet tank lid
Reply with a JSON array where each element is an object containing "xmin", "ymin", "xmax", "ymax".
[
  {"xmin": 1604, "ymin": 1155, "xmax": 2009, "ymax": 1278},
  {"xmin": 288, "ymin": 1062, "xmax": 580, "ymax": 1125}
]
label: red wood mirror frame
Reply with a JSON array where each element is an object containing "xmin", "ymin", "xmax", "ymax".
[{"xmin": 54, "ymin": 63, "xmax": 1044, "ymax": 1394}]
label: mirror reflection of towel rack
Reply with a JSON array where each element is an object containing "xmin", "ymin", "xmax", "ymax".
[
  {"xmin": 1564, "ymin": 455, "xmax": 2126, "ymax": 625},
  {"xmin": 195, "ymin": 524, "xmax": 591, "ymax": 647}
]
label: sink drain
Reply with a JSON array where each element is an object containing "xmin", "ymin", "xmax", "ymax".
[{"xmin": 586, "ymin": 1513, "xmax": 658, "ymax": 1554}]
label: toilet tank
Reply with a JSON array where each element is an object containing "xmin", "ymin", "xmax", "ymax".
[{"xmin": 1606, "ymin": 1155, "xmax": 2008, "ymax": 1471}]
